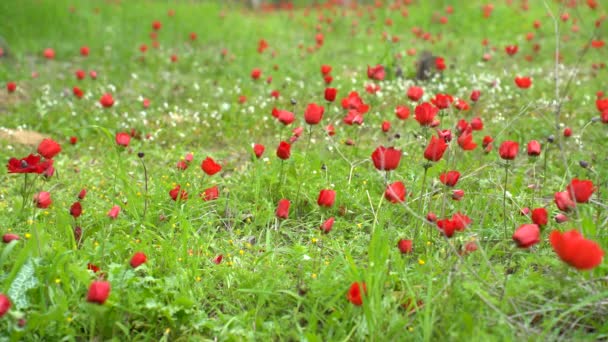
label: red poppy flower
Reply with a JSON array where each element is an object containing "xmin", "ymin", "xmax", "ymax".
[
  {"xmin": 169, "ymin": 185, "xmax": 188, "ymax": 201},
  {"xmin": 107, "ymin": 205, "xmax": 121, "ymax": 219},
  {"xmin": 213, "ymin": 254, "xmax": 223, "ymax": 264},
  {"xmin": 527, "ymin": 140, "xmax": 541, "ymax": 156},
  {"xmin": 324, "ymin": 75, "xmax": 333, "ymax": 84},
  {"xmin": 100, "ymin": 93, "xmax": 114, "ymax": 108},
  {"xmin": 531, "ymin": 208, "xmax": 548, "ymax": 227},
  {"xmin": 70, "ymin": 202, "xmax": 82, "ymax": 218},
  {"xmin": 512, "ymin": 224, "xmax": 540, "ymax": 248},
  {"xmin": 320, "ymin": 217, "xmax": 335, "ymax": 234},
  {"xmin": 341, "ymin": 91, "xmax": 369, "ymax": 114},
  {"xmin": 201, "ymin": 186, "xmax": 219, "ymax": 201},
  {"xmin": 317, "ymin": 189, "xmax": 336, "ymax": 208},
  {"xmin": 304, "ymin": 103, "xmax": 325, "ymax": 125},
  {"xmin": 554, "ymin": 191, "xmax": 576, "ymax": 212},
  {"xmin": 2, "ymin": 234, "xmax": 19, "ymax": 243},
  {"xmin": 6, "ymin": 82, "xmax": 16, "ymax": 93},
  {"xmin": 414, "ymin": 102, "xmax": 439, "ymax": 126},
  {"xmin": 75, "ymin": 69, "xmax": 86, "ymax": 80},
  {"xmin": 384, "ymin": 181, "xmax": 406, "ymax": 203},
  {"xmin": 78, "ymin": 188, "xmax": 87, "ymax": 200},
  {"xmin": 498, "ymin": 141, "xmax": 519, "ymax": 160},
  {"xmin": 566, "ymin": 179, "xmax": 595, "ymax": 203},
  {"xmin": 115, "ymin": 132, "xmax": 130, "ymax": 147},
  {"xmin": 381, "ymin": 121, "xmax": 391, "ymax": 133},
  {"xmin": 457, "ymin": 132, "xmax": 477, "ymax": 151},
  {"xmin": 436, "ymin": 219, "xmax": 457, "ymax": 237},
  {"xmin": 451, "ymin": 189, "xmax": 465, "ymax": 201},
  {"xmin": 7, "ymin": 154, "xmax": 50, "ymax": 174},
  {"xmin": 435, "ymin": 57, "xmax": 446, "ymax": 71},
  {"xmin": 397, "ymin": 239, "xmax": 413, "ymax": 254},
  {"xmin": 407, "ymin": 86, "xmax": 424, "ymax": 101},
  {"xmin": 201, "ymin": 157, "xmax": 222, "ymax": 176},
  {"xmin": 276, "ymin": 199, "xmax": 290, "ymax": 219},
  {"xmin": 321, "ymin": 64, "xmax": 332, "ymax": 75},
  {"xmin": 371, "ymin": 146, "xmax": 401, "ymax": 171},
  {"xmin": 430, "ymin": 93, "xmax": 453, "ymax": 109},
  {"xmin": 34, "ymin": 191, "xmax": 52, "ymax": 209},
  {"xmin": 43, "ymin": 48, "xmax": 55, "ymax": 59},
  {"xmin": 514, "ymin": 76, "xmax": 532, "ymax": 89},
  {"xmin": 324, "ymin": 88, "xmax": 337, "ymax": 102},
  {"xmin": 87, "ymin": 281, "xmax": 111, "ymax": 304},
  {"xmin": 470, "ymin": 90, "xmax": 481, "ymax": 102},
  {"xmin": 395, "ymin": 106, "xmax": 410, "ymax": 120},
  {"xmin": 439, "ymin": 171, "xmax": 460, "ymax": 187},
  {"xmin": 563, "ymin": 127, "xmax": 572, "ymax": 137},
  {"xmin": 346, "ymin": 282, "xmax": 367, "ymax": 306},
  {"xmin": 505, "ymin": 45, "xmax": 518, "ymax": 56},
  {"xmin": 73, "ymin": 86, "xmax": 84, "ymax": 98},
  {"xmin": 550, "ymin": 230, "xmax": 604, "ymax": 270},
  {"xmin": 80, "ymin": 46, "xmax": 90, "ymax": 56},
  {"xmin": 272, "ymin": 108, "xmax": 295, "ymax": 125},
  {"xmin": 152, "ymin": 20, "xmax": 162, "ymax": 30},
  {"xmin": 130, "ymin": 252, "xmax": 147, "ymax": 268},
  {"xmin": 253, "ymin": 144, "xmax": 265, "ymax": 159},
  {"xmin": 251, "ymin": 68, "xmax": 262, "ymax": 80},
  {"xmin": 367, "ymin": 64, "xmax": 385, "ymax": 81},
  {"xmin": 454, "ymin": 99, "xmax": 470, "ymax": 111},
  {"xmin": 276, "ymin": 141, "xmax": 291, "ymax": 160},
  {"xmin": 0, "ymin": 294, "xmax": 11, "ymax": 317},
  {"xmin": 470, "ymin": 117, "xmax": 483, "ymax": 131},
  {"xmin": 37, "ymin": 138, "xmax": 62, "ymax": 159},
  {"xmin": 424, "ymin": 136, "xmax": 448, "ymax": 162}
]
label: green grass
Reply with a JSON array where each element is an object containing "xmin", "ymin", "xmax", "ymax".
[{"xmin": 0, "ymin": 0, "xmax": 606, "ymax": 340}]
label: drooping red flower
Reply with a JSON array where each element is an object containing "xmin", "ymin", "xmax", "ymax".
[
  {"xmin": 424, "ymin": 136, "xmax": 448, "ymax": 162},
  {"xmin": 498, "ymin": 141, "xmax": 519, "ymax": 160},
  {"xmin": 130, "ymin": 252, "xmax": 147, "ymax": 268},
  {"xmin": 439, "ymin": 171, "xmax": 460, "ymax": 187},
  {"xmin": 253, "ymin": 144, "xmax": 265, "ymax": 159},
  {"xmin": 34, "ymin": 191, "xmax": 52, "ymax": 209},
  {"xmin": 115, "ymin": 132, "xmax": 130, "ymax": 147},
  {"xmin": 7, "ymin": 154, "xmax": 51, "ymax": 174},
  {"xmin": 324, "ymin": 88, "xmax": 337, "ymax": 102},
  {"xmin": 70, "ymin": 201, "xmax": 82, "ymax": 218},
  {"xmin": 201, "ymin": 186, "xmax": 219, "ymax": 201},
  {"xmin": 531, "ymin": 208, "xmax": 548, "ymax": 227},
  {"xmin": 87, "ymin": 281, "xmax": 111, "ymax": 304},
  {"xmin": 107, "ymin": 205, "xmax": 121, "ymax": 219},
  {"xmin": 371, "ymin": 146, "xmax": 401, "ymax": 171},
  {"xmin": 527, "ymin": 140, "xmax": 541, "ymax": 156},
  {"xmin": 550, "ymin": 230, "xmax": 604, "ymax": 270},
  {"xmin": 512, "ymin": 224, "xmax": 540, "ymax": 248},
  {"xmin": 397, "ymin": 239, "xmax": 413, "ymax": 254},
  {"xmin": 566, "ymin": 179, "xmax": 595, "ymax": 203},
  {"xmin": 169, "ymin": 185, "xmax": 188, "ymax": 201},
  {"xmin": 367, "ymin": 64, "xmax": 385, "ymax": 80},
  {"xmin": 37, "ymin": 138, "xmax": 62, "ymax": 159},
  {"xmin": 0, "ymin": 294, "xmax": 11, "ymax": 317},
  {"xmin": 407, "ymin": 86, "xmax": 424, "ymax": 101},
  {"xmin": 304, "ymin": 103, "xmax": 325, "ymax": 125},
  {"xmin": 317, "ymin": 189, "xmax": 336, "ymax": 208},
  {"xmin": 276, "ymin": 199, "xmax": 290, "ymax": 219},
  {"xmin": 100, "ymin": 93, "xmax": 114, "ymax": 108},
  {"xmin": 276, "ymin": 141, "xmax": 291, "ymax": 160},
  {"xmin": 385, "ymin": 181, "xmax": 406, "ymax": 203},
  {"xmin": 514, "ymin": 76, "xmax": 532, "ymax": 89},
  {"xmin": 320, "ymin": 217, "xmax": 335, "ymax": 234},
  {"xmin": 554, "ymin": 191, "xmax": 576, "ymax": 212},
  {"xmin": 2, "ymin": 234, "xmax": 19, "ymax": 243},
  {"xmin": 201, "ymin": 157, "xmax": 222, "ymax": 176},
  {"xmin": 346, "ymin": 282, "xmax": 367, "ymax": 306},
  {"xmin": 414, "ymin": 102, "xmax": 439, "ymax": 126}
]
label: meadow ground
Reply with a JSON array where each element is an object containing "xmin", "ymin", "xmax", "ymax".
[{"xmin": 0, "ymin": 0, "xmax": 607, "ymax": 340}]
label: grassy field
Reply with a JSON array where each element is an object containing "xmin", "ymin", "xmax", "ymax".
[{"xmin": 0, "ymin": 0, "xmax": 607, "ymax": 340}]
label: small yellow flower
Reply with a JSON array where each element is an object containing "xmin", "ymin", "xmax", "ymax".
[
  {"xmin": 426, "ymin": 241, "xmax": 431, "ymax": 246},
  {"xmin": 25, "ymin": 233, "xmax": 32, "ymax": 239},
  {"xmin": 177, "ymin": 258, "xmax": 182, "ymax": 262},
  {"xmin": 27, "ymin": 219, "xmax": 33, "ymax": 225},
  {"xmin": 408, "ymin": 327, "xmax": 414, "ymax": 332},
  {"xmin": 239, "ymin": 250, "xmax": 244, "ymax": 255},
  {"xmin": 311, "ymin": 238, "xmax": 318, "ymax": 244},
  {"xmin": 66, "ymin": 317, "xmax": 73, "ymax": 323},
  {"xmin": 418, "ymin": 259, "xmax": 425, "ymax": 265},
  {"xmin": 94, "ymin": 241, "xmax": 99, "ymax": 246},
  {"xmin": 196, "ymin": 276, "xmax": 201, "ymax": 282},
  {"xmin": 43, "ymin": 211, "xmax": 49, "ymax": 216},
  {"xmin": 311, "ymin": 273, "xmax": 317, "ymax": 279},
  {"xmin": 55, "ymin": 278, "xmax": 61, "ymax": 284},
  {"xmin": 357, "ymin": 223, "xmax": 362, "ymax": 229},
  {"xmin": 245, "ymin": 243, "xmax": 252, "ymax": 249},
  {"xmin": 363, "ymin": 180, "xmax": 367, "ymax": 185},
  {"xmin": 164, "ymin": 328, "xmax": 171, "ymax": 335},
  {"xmin": 324, "ymin": 261, "xmax": 330, "ymax": 265}
]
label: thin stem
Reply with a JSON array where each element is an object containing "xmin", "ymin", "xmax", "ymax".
[
  {"xmin": 503, "ymin": 162, "xmax": 510, "ymax": 240},
  {"xmin": 293, "ymin": 126, "xmax": 313, "ymax": 216},
  {"xmin": 138, "ymin": 157, "xmax": 149, "ymax": 223},
  {"xmin": 417, "ymin": 164, "xmax": 431, "ymax": 243}
]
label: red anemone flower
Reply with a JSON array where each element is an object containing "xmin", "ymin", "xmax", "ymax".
[
  {"xmin": 550, "ymin": 230, "xmax": 604, "ymax": 270},
  {"xmin": 371, "ymin": 146, "xmax": 401, "ymax": 171}
]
